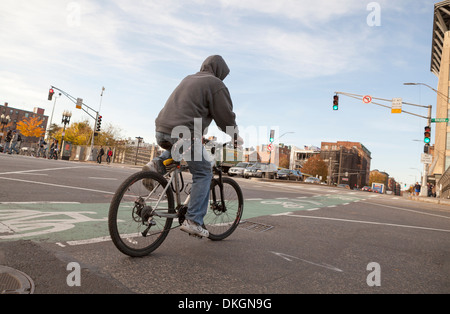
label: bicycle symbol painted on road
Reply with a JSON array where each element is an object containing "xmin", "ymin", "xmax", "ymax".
[
  {"xmin": 258, "ymin": 194, "xmax": 365, "ymax": 210},
  {"xmin": 261, "ymin": 199, "xmax": 323, "ymax": 209},
  {"xmin": 0, "ymin": 208, "xmax": 107, "ymax": 240}
]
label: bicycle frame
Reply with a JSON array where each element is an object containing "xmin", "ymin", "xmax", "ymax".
[
  {"xmin": 146, "ymin": 140, "xmax": 232, "ymax": 220},
  {"xmin": 146, "ymin": 162, "xmax": 226, "ymax": 221}
]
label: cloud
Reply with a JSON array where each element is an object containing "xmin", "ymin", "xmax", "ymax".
[{"xmin": 0, "ymin": 0, "xmax": 391, "ymax": 83}]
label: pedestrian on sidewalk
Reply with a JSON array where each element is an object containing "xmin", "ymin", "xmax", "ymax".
[
  {"xmin": 414, "ymin": 182, "xmax": 421, "ymax": 196},
  {"xmin": 106, "ymin": 147, "xmax": 112, "ymax": 164},
  {"xmin": 97, "ymin": 146, "xmax": 105, "ymax": 164},
  {"xmin": 9, "ymin": 130, "xmax": 21, "ymax": 154},
  {"xmin": 3, "ymin": 130, "xmax": 12, "ymax": 154}
]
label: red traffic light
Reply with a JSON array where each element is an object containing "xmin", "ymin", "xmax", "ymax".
[
  {"xmin": 96, "ymin": 115, "xmax": 102, "ymax": 132},
  {"xmin": 48, "ymin": 88, "xmax": 55, "ymax": 101}
]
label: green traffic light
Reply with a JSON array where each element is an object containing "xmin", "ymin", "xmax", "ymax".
[
  {"xmin": 333, "ymin": 95, "xmax": 339, "ymax": 110},
  {"xmin": 424, "ymin": 137, "xmax": 431, "ymax": 144}
]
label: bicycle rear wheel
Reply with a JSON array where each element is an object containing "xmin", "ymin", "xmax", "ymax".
[
  {"xmin": 108, "ymin": 171, "xmax": 175, "ymax": 257},
  {"xmin": 206, "ymin": 177, "xmax": 244, "ymax": 241}
]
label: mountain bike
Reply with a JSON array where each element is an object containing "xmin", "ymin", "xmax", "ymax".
[{"xmin": 108, "ymin": 142, "xmax": 244, "ymax": 257}]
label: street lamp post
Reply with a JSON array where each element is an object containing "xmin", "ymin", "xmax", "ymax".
[
  {"xmin": 404, "ymin": 83, "xmax": 449, "ymax": 106},
  {"xmin": 270, "ymin": 131, "xmax": 294, "ymax": 164},
  {"xmin": 0, "ymin": 114, "xmax": 11, "ymax": 142},
  {"xmin": 61, "ymin": 110, "xmax": 72, "ymax": 159},
  {"xmin": 135, "ymin": 137, "xmax": 143, "ymax": 165}
]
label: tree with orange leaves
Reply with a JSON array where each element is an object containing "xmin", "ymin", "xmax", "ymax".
[
  {"xmin": 301, "ymin": 154, "xmax": 328, "ymax": 182},
  {"xmin": 16, "ymin": 116, "xmax": 45, "ymax": 138}
]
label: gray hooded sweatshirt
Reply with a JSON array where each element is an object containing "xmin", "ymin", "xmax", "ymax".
[{"xmin": 155, "ymin": 55, "xmax": 238, "ymax": 138}]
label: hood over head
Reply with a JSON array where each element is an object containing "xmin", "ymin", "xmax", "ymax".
[{"xmin": 200, "ymin": 55, "xmax": 230, "ymax": 81}]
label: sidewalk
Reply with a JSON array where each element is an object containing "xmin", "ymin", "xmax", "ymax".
[{"xmin": 409, "ymin": 195, "xmax": 450, "ymax": 207}]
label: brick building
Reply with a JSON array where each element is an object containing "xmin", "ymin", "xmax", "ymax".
[
  {"xmin": 0, "ymin": 102, "xmax": 49, "ymax": 144},
  {"xmin": 320, "ymin": 141, "xmax": 372, "ymax": 188}
]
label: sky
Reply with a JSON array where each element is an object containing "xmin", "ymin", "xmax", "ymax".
[{"xmin": 0, "ymin": 0, "xmax": 441, "ymax": 186}]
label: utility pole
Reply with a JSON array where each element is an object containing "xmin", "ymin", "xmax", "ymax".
[{"xmin": 338, "ymin": 146, "xmax": 343, "ymax": 185}]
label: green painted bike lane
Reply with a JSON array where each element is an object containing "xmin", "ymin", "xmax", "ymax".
[{"xmin": 0, "ymin": 193, "xmax": 371, "ymax": 243}]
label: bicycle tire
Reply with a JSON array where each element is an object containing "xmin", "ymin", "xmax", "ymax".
[
  {"xmin": 206, "ymin": 177, "xmax": 244, "ymax": 241},
  {"xmin": 108, "ymin": 171, "xmax": 175, "ymax": 257}
]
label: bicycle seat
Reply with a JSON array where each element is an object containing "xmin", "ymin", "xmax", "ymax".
[
  {"xmin": 163, "ymin": 158, "xmax": 175, "ymax": 166},
  {"xmin": 163, "ymin": 158, "xmax": 182, "ymax": 171}
]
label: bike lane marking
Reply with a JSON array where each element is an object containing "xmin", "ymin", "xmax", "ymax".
[
  {"xmin": 0, "ymin": 193, "xmax": 374, "ymax": 245},
  {"xmin": 0, "ymin": 202, "xmax": 110, "ymax": 242},
  {"xmin": 242, "ymin": 193, "xmax": 372, "ymax": 220}
]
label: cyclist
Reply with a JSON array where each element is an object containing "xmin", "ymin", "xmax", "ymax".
[{"xmin": 143, "ymin": 55, "xmax": 242, "ymax": 238}]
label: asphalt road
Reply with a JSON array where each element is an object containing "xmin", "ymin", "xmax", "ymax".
[{"xmin": 0, "ymin": 153, "xmax": 449, "ymax": 296}]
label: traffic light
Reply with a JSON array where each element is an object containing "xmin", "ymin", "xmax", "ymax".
[
  {"xmin": 269, "ymin": 129, "xmax": 275, "ymax": 143},
  {"xmin": 333, "ymin": 95, "xmax": 339, "ymax": 110},
  {"xmin": 48, "ymin": 88, "xmax": 55, "ymax": 101},
  {"xmin": 424, "ymin": 144, "xmax": 430, "ymax": 154},
  {"xmin": 424, "ymin": 126, "xmax": 431, "ymax": 144},
  {"xmin": 96, "ymin": 115, "xmax": 102, "ymax": 132}
]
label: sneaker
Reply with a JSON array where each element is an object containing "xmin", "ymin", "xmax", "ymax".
[
  {"xmin": 180, "ymin": 219, "xmax": 209, "ymax": 238},
  {"xmin": 142, "ymin": 161, "xmax": 157, "ymax": 191}
]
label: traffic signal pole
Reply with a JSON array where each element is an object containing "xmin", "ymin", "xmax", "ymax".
[
  {"xmin": 335, "ymin": 91, "xmax": 432, "ymax": 196},
  {"xmin": 49, "ymin": 86, "xmax": 101, "ymax": 161},
  {"xmin": 419, "ymin": 105, "xmax": 432, "ymax": 197}
]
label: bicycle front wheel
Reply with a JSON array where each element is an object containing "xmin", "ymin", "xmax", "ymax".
[
  {"xmin": 108, "ymin": 171, "xmax": 175, "ymax": 257},
  {"xmin": 206, "ymin": 177, "xmax": 244, "ymax": 241}
]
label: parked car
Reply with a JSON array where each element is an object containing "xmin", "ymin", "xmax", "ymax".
[
  {"xmin": 276, "ymin": 169, "xmax": 302, "ymax": 181},
  {"xmin": 337, "ymin": 184, "xmax": 350, "ymax": 189},
  {"xmin": 244, "ymin": 162, "xmax": 278, "ymax": 179},
  {"xmin": 304, "ymin": 177, "xmax": 321, "ymax": 184},
  {"xmin": 228, "ymin": 162, "xmax": 253, "ymax": 177}
]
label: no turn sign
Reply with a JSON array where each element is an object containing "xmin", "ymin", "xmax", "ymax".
[{"xmin": 363, "ymin": 95, "xmax": 372, "ymax": 104}]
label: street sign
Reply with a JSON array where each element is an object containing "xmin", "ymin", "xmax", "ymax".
[
  {"xmin": 391, "ymin": 98, "xmax": 402, "ymax": 114},
  {"xmin": 362, "ymin": 95, "xmax": 372, "ymax": 104},
  {"xmin": 431, "ymin": 118, "xmax": 449, "ymax": 123},
  {"xmin": 421, "ymin": 153, "xmax": 432, "ymax": 164},
  {"xmin": 267, "ymin": 143, "xmax": 274, "ymax": 152},
  {"xmin": 76, "ymin": 98, "xmax": 83, "ymax": 109}
]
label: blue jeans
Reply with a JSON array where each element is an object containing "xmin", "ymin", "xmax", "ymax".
[
  {"xmin": 10, "ymin": 142, "xmax": 19, "ymax": 154},
  {"xmin": 3, "ymin": 142, "xmax": 10, "ymax": 153},
  {"xmin": 154, "ymin": 132, "xmax": 213, "ymax": 226}
]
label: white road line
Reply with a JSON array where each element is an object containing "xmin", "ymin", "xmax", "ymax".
[
  {"xmin": 0, "ymin": 166, "xmax": 90, "ymax": 176},
  {"xmin": 270, "ymin": 251, "xmax": 343, "ymax": 273},
  {"xmin": 282, "ymin": 213, "xmax": 450, "ymax": 233},
  {"xmin": 88, "ymin": 177, "xmax": 118, "ymax": 181},
  {"xmin": 66, "ymin": 236, "xmax": 112, "ymax": 246},
  {"xmin": 364, "ymin": 201, "xmax": 450, "ymax": 220},
  {"xmin": 0, "ymin": 176, "xmax": 115, "ymax": 195},
  {"xmin": 0, "ymin": 202, "xmax": 81, "ymax": 205}
]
